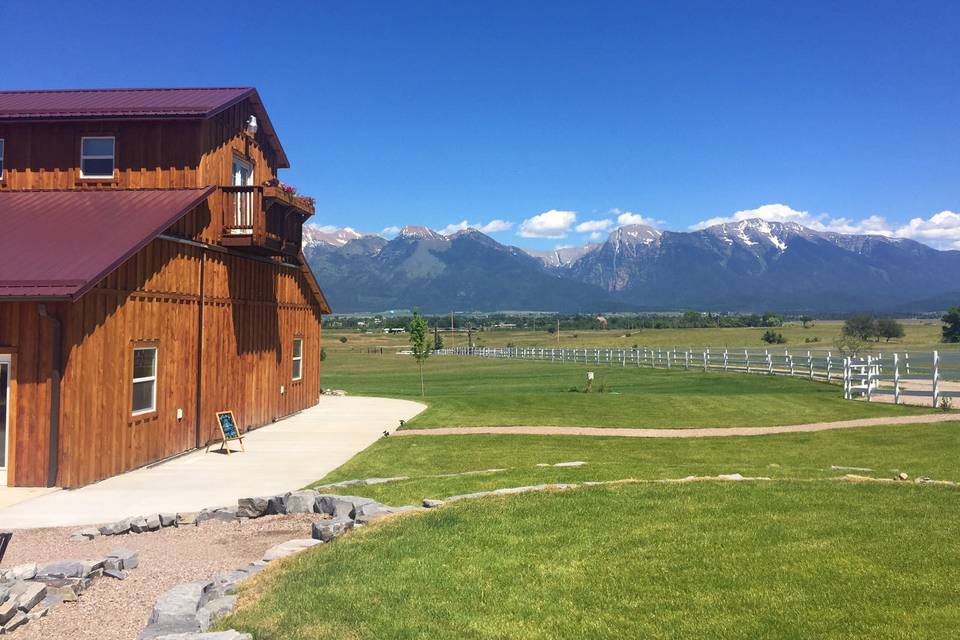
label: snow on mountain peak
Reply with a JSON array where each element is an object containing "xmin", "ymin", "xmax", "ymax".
[{"xmin": 399, "ymin": 225, "xmax": 449, "ymax": 241}]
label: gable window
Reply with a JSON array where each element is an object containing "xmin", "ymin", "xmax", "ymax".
[
  {"xmin": 292, "ymin": 338, "xmax": 303, "ymax": 381},
  {"xmin": 80, "ymin": 136, "xmax": 115, "ymax": 179},
  {"xmin": 0, "ymin": 139, "xmax": 4, "ymax": 179},
  {"xmin": 132, "ymin": 346, "xmax": 157, "ymax": 415}
]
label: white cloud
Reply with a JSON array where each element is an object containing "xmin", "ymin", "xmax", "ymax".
[
  {"xmin": 614, "ymin": 210, "xmax": 660, "ymax": 227},
  {"xmin": 588, "ymin": 231, "xmax": 604, "ymax": 241},
  {"xmin": 575, "ymin": 219, "xmax": 613, "ymax": 233},
  {"xmin": 381, "ymin": 225, "xmax": 401, "ymax": 237},
  {"xmin": 518, "ymin": 209, "xmax": 577, "ymax": 239},
  {"xmin": 437, "ymin": 219, "xmax": 514, "ymax": 235},
  {"xmin": 895, "ymin": 211, "xmax": 960, "ymax": 250},
  {"xmin": 308, "ymin": 224, "xmax": 339, "ymax": 233}
]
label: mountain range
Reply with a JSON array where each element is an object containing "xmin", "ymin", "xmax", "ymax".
[{"xmin": 302, "ymin": 220, "xmax": 960, "ymax": 313}]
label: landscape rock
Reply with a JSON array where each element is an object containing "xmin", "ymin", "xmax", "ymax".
[
  {"xmin": 10, "ymin": 580, "xmax": 47, "ymax": 611},
  {"xmin": 145, "ymin": 513, "xmax": 163, "ymax": 531},
  {"xmin": 196, "ymin": 508, "xmax": 237, "ymax": 525},
  {"xmin": 553, "ymin": 461, "xmax": 587, "ymax": 467},
  {"xmin": 106, "ymin": 549, "xmax": 139, "ymax": 571},
  {"xmin": 177, "ymin": 512, "xmax": 199, "ymax": 526},
  {"xmin": 2, "ymin": 611, "xmax": 27, "ymax": 633},
  {"xmin": 311, "ymin": 517, "xmax": 354, "ymax": 542},
  {"xmin": 147, "ymin": 581, "xmax": 212, "ymax": 632},
  {"xmin": 197, "ymin": 595, "xmax": 237, "ymax": 632},
  {"xmin": 129, "ymin": 516, "xmax": 151, "ymax": 533},
  {"xmin": 70, "ymin": 527, "xmax": 102, "ymax": 541},
  {"xmin": 423, "ymin": 498, "xmax": 445, "ymax": 508},
  {"xmin": 160, "ymin": 512, "xmax": 178, "ymax": 527},
  {"xmin": 153, "ymin": 631, "xmax": 252, "ymax": 640},
  {"xmin": 104, "ymin": 568, "xmax": 127, "ymax": 580},
  {"xmin": 37, "ymin": 560, "xmax": 88, "ymax": 579},
  {"xmin": 0, "ymin": 597, "xmax": 17, "ymax": 624},
  {"xmin": 4, "ymin": 563, "xmax": 37, "ymax": 581},
  {"xmin": 283, "ymin": 490, "xmax": 319, "ymax": 513},
  {"xmin": 100, "ymin": 518, "xmax": 133, "ymax": 536},
  {"xmin": 262, "ymin": 539, "xmax": 321, "ymax": 562},
  {"xmin": 897, "ymin": 472, "xmax": 910, "ymax": 481},
  {"xmin": 265, "ymin": 494, "xmax": 287, "ymax": 515},
  {"xmin": 235, "ymin": 496, "xmax": 270, "ymax": 519},
  {"xmin": 315, "ymin": 495, "xmax": 359, "ymax": 519}
]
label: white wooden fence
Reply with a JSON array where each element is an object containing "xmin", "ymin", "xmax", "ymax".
[{"xmin": 437, "ymin": 346, "xmax": 960, "ymax": 408}]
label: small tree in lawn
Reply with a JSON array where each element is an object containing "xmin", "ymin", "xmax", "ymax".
[
  {"xmin": 409, "ymin": 311, "xmax": 430, "ymax": 396},
  {"xmin": 943, "ymin": 306, "xmax": 960, "ymax": 343}
]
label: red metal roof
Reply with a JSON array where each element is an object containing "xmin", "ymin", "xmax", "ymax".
[
  {"xmin": 0, "ymin": 188, "xmax": 214, "ymax": 300},
  {"xmin": 0, "ymin": 87, "xmax": 254, "ymax": 120},
  {"xmin": 0, "ymin": 87, "xmax": 290, "ymax": 168}
]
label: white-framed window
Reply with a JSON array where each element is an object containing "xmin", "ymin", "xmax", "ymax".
[
  {"xmin": 0, "ymin": 139, "xmax": 5, "ymax": 179},
  {"xmin": 80, "ymin": 136, "xmax": 115, "ymax": 179},
  {"xmin": 292, "ymin": 338, "xmax": 303, "ymax": 381},
  {"xmin": 131, "ymin": 346, "xmax": 157, "ymax": 415}
]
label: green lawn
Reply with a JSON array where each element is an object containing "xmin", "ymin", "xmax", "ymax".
[
  {"xmin": 323, "ymin": 351, "xmax": 930, "ymax": 428},
  {"xmin": 310, "ymin": 422, "xmax": 960, "ymax": 505},
  {"xmin": 225, "ymin": 480, "xmax": 960, "ymax": 639}
]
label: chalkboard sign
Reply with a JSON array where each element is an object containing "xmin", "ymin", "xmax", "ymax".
[{"xmin": 207, "ymin": 410, "xmax": 246, "ymax": 455}]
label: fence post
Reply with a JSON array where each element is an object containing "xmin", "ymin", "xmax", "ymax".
[
  {"xmin": 808, "ymin": 350, "xmax": 814, "ymax": 379},
  {"xmin": 704, "ymin": 349, "xmax": 709, "ymax": 372},
  {"xmin": 723, "ymin": 349, "xmax": 729, "ymax": 372},
  {"xmin": 932, "ymin": 350, "xmax": 940, "ymax": 408},
  {"xmin": 767, "ymin": 351, "xmax": 773, "ymax": 375},
  {"xmin": 905, "ymin": 352, "xmax": 910, "ymax": 375},
  {"xmin": 685, "ymin": 350, "xmax": 690, "ymax": 370},
  {"xmin": 745, "ymin": 349, "xmax": 750, "ymax": 374},
  {"xmin": 789, "ymin": 353, "xmax": 795, "ymax": 376},
  {"xmin": 893, "ymin": 353, "xmax": 901, "ymax": 405},
  {"xmin": 826, "ymin": 352, "xmax": 832, "ymax": 382},
  {"xmin": 866, "ymin": 355, "xmax": 873, "ymax": 402}
]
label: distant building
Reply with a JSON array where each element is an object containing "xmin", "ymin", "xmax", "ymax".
[{"xmin": 384, "ymin": 327, "xmax": 406, "ymax": 334}]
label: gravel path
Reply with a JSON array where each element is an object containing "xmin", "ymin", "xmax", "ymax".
[
  {"xmin": 396, "ymin": 413, "xmax": 960, "ymax": 438},
  {"xmin": 2, "ymin": 514, "xmax": 321, "ymax": 640}
]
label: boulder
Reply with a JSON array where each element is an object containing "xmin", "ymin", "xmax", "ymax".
[
  {"xmin": 311, "ymin": 517, "xmax": 354, "ymax": 542},
  {"xmin": 177, "ymin": 512, "xmax": 199, "ymax": 526},
  {"xmin": 107, "ymin": 549, "xmax": 139, "ymax": 571},
  {"xmin": 129, "ymin": 516, "xmax": 151, "ymax": 533},
  {"xmin": 5, "ymin": 563, "xmax": 37, "ymax": 581},
  {"xmin": 197, "ymin": 595, "xmax": 237, "ymax": 632},
  {"xmin": 147, "ymin": 581, "xmax": 212, "ymax": 631},
  {"xmin": 315, "ymin": 495, "xmax": 358, "ymax": 519},
  {"xmin": 265, "ymin": 495, "xmax": 287, "ymax": 515},
  {"xmin": 283, "ymin": 490, "xmax": 319, "ymax": 513},
  {"xmin": 2, "ymin": 611, "xmax": 27, "ymax": 633},
  {"xmin": 160, "ymin": 513, "xmax": 178, "ymax": 527},
  {"xmin": 236, "ymin": 496, "xmax": 270, "ymax": 519},
  {"xmin": 196, "ymin": 508, "xmax": 237, "ymax": 525},
  {"xmin": 100, "ymin": 518, "xmax": 133, "ymax": 536},
  {"xmin": 37, "ymin": 560, "xmax": 88, "ymax": 579},
  {"xmin": 153, "ymin": 631, "xmax": 252, "ymax": 640},
  {"xmin": 262, "ymin": 539, "xmax": 321, "ymax": 562},
  {"xmin": 70, "ymin": 527, "xmax": 102, "ymax": 541},
  {"xmin": 145, "ymin": 514, "xmax": 162, "ymax": 531},
  {"xmin": 0, "ymin": 597, "xmax": 17, "ymax": 624},
  {"xmin": 10, "ymin": 580, "xmax": 47, "ymax": 612},
  {"xmin": 423, "ymin": 499, "xmax": 445, "ymax": 508},
  {"xmin": 104, "ymin": 569, "xmax": 127, "ymax": 580}
]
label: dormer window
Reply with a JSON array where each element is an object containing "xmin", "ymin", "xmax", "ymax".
[{"xmin": 80, "ymin": 136, "xmax": 115, "ymax": 179}]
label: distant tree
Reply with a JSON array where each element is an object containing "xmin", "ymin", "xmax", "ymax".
[
  {"xmin": 943, "ymin": 306, "xmax": 960, "ymax": 343},
  {"xmin": 761, "ymin": 312, "xmax": 783, "ymax": 327},
  {"xmin": 876, "ymin": 318, "xmax": 905, "ymax": 342},
  {"xmin": 409, "ymin": 311, "xmax": 430, "ymax": 396},
  {"xmin": 320, "ymin": 347, "xmax": 327, "ymax": 362},
  {"xmin": 761, "ymin": 330, "xmax": 786, "ymax": 344},
  {"xmin": 800, "ymin": 316, "xmax": 813, "ymax": 328},
  {"xmin": 842, "ymin": 314, "xmax": 878, "ymax": 341},
  {"xmin": 834, "ymin": 334, "xmax": 866, "ymax": 356},
  {"xmin": 433, "ymin": 326, "xmax": 444, "ymax": 351}
]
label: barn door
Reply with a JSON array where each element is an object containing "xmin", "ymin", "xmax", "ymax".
[{"xmin": 0, "ymin": 355, "xmax": 9, "ymax": 485}]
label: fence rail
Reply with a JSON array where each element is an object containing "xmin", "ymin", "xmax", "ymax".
[{"xmin": 436, "ymin": 346, "xmax": 960, "ymax": 408}]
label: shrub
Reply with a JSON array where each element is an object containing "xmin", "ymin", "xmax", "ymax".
[
  {"xmin": 761, "ymin": 330, "xmax": 786, "ymax": 344},
  {"xmin": 939, "ymin": 397, "xmax": 953, "ymax": 412},
  {"xmin": 339, "ymin": 336, "xmax": 348, "ymax": 344},
  {"xmin": 320, "ymin": 347, "xmax": 327, "ymax": 362},
  {"xmin": 942, "ymin": 306, "xmax": 960, "ymax": 343},
  {"xmin": 804, "ymin": 336, "xmax": 821, "ymax": 343}
]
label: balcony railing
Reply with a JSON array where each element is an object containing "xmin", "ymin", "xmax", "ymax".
[{"xmin": 220, "ymin": 186, "xmax": 314, "ymax": 257}]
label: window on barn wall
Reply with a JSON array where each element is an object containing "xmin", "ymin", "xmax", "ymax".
[
  {"xmin": 80, "ymin": 136, "xmax": 115, "ymax": 179},
  {"xmin": 132, "ymin": 346, "xmax": 158, "ymax": 415},
  {"xmin": 292, "ymin": 338, "xmax": 303, "ymax": 381}
]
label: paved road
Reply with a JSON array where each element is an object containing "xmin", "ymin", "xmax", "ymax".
[
  {"xmin": 395, "ymin": 413, "xmax": 959, "ymax": 438},
  {"xmin": 0, "ymin": 396, "xmax": 425, "ymax": 529}
]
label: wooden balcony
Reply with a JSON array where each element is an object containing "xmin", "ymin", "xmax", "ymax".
[{"xmin": 220, "ymin": 186, "xmax": 315, "ymax": 257}]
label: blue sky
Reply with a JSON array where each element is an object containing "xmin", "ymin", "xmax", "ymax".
[{"xmin": 3, "ymin": 1, "xmax": 958, "ymax": 249}]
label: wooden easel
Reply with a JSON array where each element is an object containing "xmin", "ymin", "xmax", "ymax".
[{"xmin": 206, "ymin": 410, "xmax": 246, "ymax": 455}]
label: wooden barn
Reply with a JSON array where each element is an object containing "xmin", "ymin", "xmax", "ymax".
[{"xmin": 0, "ymin": 87, "xmax": 330, "ymax": 488}]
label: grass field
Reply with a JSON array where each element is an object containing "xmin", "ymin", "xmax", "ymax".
[
  {"xmin": 216, "ymin": 335, "xmax": 960, "ymax": 639},
  {"xmin": 324, "ymin": 318, "xmax": 955, "ymax": 352},
  {"xmin": 226, "ymin": 479, "xmax": 960, "ymax": 639},
  {"xmin": 307, "ymin": 421, "xmax": 960, "ymax": 504},
  {"xmin": 322, "ymin": 351, "xmax": 929, "ymax": 429}
]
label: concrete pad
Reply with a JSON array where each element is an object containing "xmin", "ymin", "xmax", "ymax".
[
  {"xmin": 0, "ymin": 486, "xmax": 60, "ymax": 510},
  {"xmin": 0, "ymin": 396, "xmax": 424, "ymax": 529}
]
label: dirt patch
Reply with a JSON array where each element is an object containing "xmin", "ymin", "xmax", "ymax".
[{"xmin": 2, "ymin": 514, "xmax": 321, "ymax": 640}]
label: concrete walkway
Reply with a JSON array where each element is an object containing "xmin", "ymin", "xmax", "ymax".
[
  {"xmin": 395, "ymin": 413, "xmax": 959, "ymax": 438},
  {"xmin": 0, "ymin": 396, "xmax": 425, "ymax": 529}
]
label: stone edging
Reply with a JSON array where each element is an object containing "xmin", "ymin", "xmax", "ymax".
[{"xmin": 0, "ymin": 549, "xmax": 139, "ymax": 634}]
